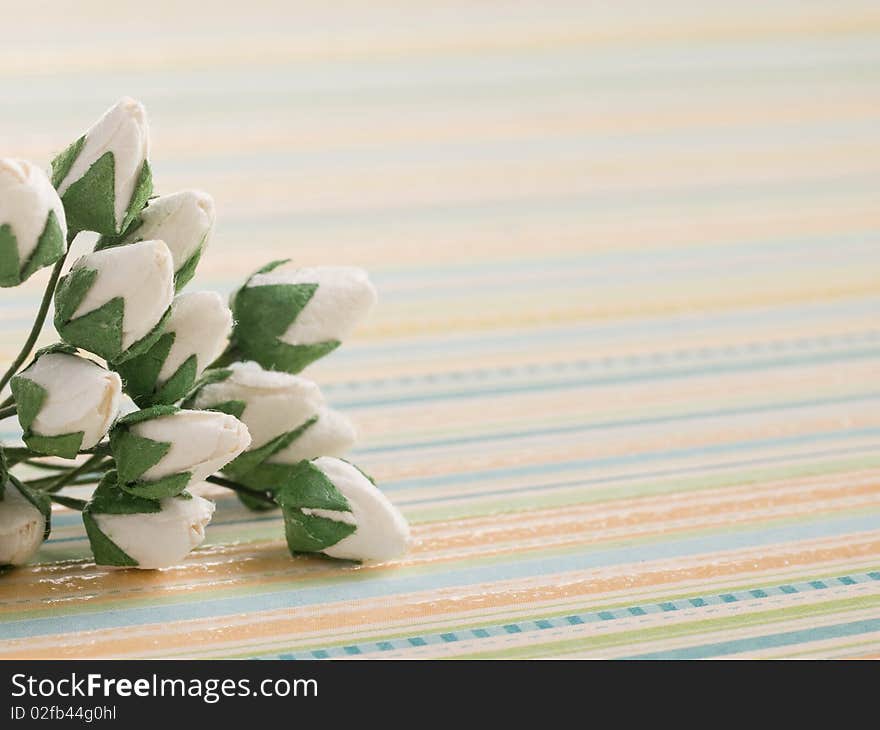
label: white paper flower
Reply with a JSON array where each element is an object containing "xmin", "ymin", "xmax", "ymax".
[
  {"xmin": 0, "ymin": 481, "xmax": 48, "ymax": 566},
  {"xmin": 0, "ymin": 159, "xmax": 67, "ymax": 287},
  {"xmin": 249, "ymin": 264, "xmax": 376, "ymax": 346},
  {"xmin": 11, "ymin": 349, "xmax": 122, "ymax": 457},
  {"xmin": 98, "ymin": 190, "xmax": 215, "ymax": 290},
  {"xmin": 279, "ymin": 457, "xmax": 409, "ymax": 563},
  {"xmin": 110, "ymin": 406, "xmax": 251, "ymax": 499},
  {"xmin": 230, "ymin": 261, "xmax": 377, "ymax": 373},
  {"xmin": 116, "ymin": 290, "xmax": 232, "ymax": 406},
  {"xmin": 52, "ymin": 97, "xmax": 151, "ymax": 235},
  {"xmin": 88, "ymin": 488, "xmax": 215, "ymax": 569},
  {"xmin": 54, "ymin": 239, "xmax": 175, "ymax": 362},
  {"xmin": 192, "ymin": 361, "xmax": 323, "ymax": 449}
]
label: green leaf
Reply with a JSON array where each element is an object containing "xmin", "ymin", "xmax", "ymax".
[
  {"xmin": 55, "ymin": 297, "xmax": 124, "ymax": 361},
  {"xmin": 59, "ymin": 151, "xmax": 118, "ymax": 235},
  {"xmin": 23, "ymin": 431, "xmax": 84, "ymax": 459},
  {"xmin": 87, "ymin": 471, "xmax": 161, "ymax": 515},
  {"xmin": 0, "ymin": 224, "xmax": 22, "ymax": 287},
  {"xmin": 33, "ymin": 342, "xmax": 78, "ymax": 359},
  {"xmin": 282, "ymin": 508, "xmax": 356, "ymax": 555},
  {"xmin": 112, "ymin": 305, "xmax": 172, "ymax": 366},
  {"xmin": 83, "ymin": 512, "xmax": 138, "ymax": 567},
  {"xmin": 231, "ymin": 279, "xmax": 342, "ymax": 373},
  {"xmin": 228, "ymin": 259, "xmax": 289, "ymax": 312},
  {"xmin": 121, "ymin": 472, "xmax": 191, "ymax": 500},
  {"xmin": 109, "ymin": 425, "xmax": 170, "ymax": 484},
  {"xmin": 120, "ymin": 161, "xmax": 152, "ymax": 234},
  {"xmin": 20, "ymin": 210, "xmax": 66, "ymax": 282},
  {"xmin": 115, "ymin": 331, "xmax": 175, "ymax": 405},
  {"xmin": 180, "ymin": 367, "xmax": 233, "ymax": 407},
  {"xmin": 223, "ymin": 416, "xmax": 317, "ymax": 480},
  {"xmin": 50, "ymin": 134, "xmax": 85, "ymax": 188},
  {"xmin": 54, "ymin": 265, "xmax": 98, "ymax": 324},
  {"xmin": 9, "ymin": 376, "xmax": 46, "ymax": 430},
  {"xmin": 11, "ymin": 477, "xmax": 52, "ymax": 541},
  {"xmin": 251, "ymin": 339, "xmax": 340, "ymax": 375},
  {"xmin": 116, "ymin": 404, "xmax": 179, "ymax": 426},
  {"xmin": 275, "ymin": 460, "xmax": 353, "ymax": 512},
  {"xmin": 201, "ymin": 399, "xmax": 246, "ymax": 418},
  {"xmin": 174, "ymin": 241, "xmax": 203, "ymax": 292},
  {"xmin": 152, "ymin": 354, "xmax": 198, "ymax": 406},
  {"xmin": 231, "ymin": 282, "xmax": 315, "ymax": 370}
]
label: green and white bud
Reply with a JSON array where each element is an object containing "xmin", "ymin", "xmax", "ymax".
[
  {"xmin": 51, "ymin": 97, "xmax": 152, "ymax": 236},
  {"xmin": 188, "ymin": 361, "xmax": 326, "ymax": 507},
  {"xmin": 95, "ymin": 190, "xmax": 215, "ymax": 291},
  {"xmin": 54, "ymin": 239, "xmax": 174, "ymax": 364},
  {"xmin": 11, "ymin": 346, "xmax": 122, "ymax": 458},
  {"xmin": 109, "ymin": 406, "xmax": 250, "ymax": 499},
  {"xmin": 0, "ymin": 476, "xmax": 50, "ymax": 566},
  {"xmin": 229, "ymin": 261, "xmax": 377, "ymax": 374},
  {"xmin": 278, "ymin": 457, "xmax": 408, "ymax": 563},
  {"xmin": 0, "ymin": 159, "xmax": 67, "ymax": 287},
  {"xmin": 83, "ymin": 472, "xmax": 214, "ymax": 569},
  {"xmin": 116, "ymin": 291, "xmax": 233, "ymax": 407}
]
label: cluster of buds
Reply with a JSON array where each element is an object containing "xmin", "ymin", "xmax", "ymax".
[{"xmin": 0, "ymin": 98, "xmax": 409, "ymax": 570}]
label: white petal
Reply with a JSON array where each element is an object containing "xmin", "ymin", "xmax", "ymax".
[
  {"xmin": 132, "ymin": 410, "xmax": 251, "ymax": 485},
  {"xmin": 310, "ymin": 457, "xmax": 409, "ymax": 562},
  {"xmin": 269, "ymin": 407, "xmax": 356, "ymax": 464},
  {"xmin": 56, "ymin": 97, "xmax": 149, "ymax": 229},
  {"xmin": 70, "ymin": 239, "xmax": 174, "ymax": 350},
  {"xmin": 126, "ymin": 190, "xmax": 214, "ymax": 272},
  {"xmin": 248, "ymin": 265, "xmax": 376, "ymax": 345},
  {"xmin": 158, "ymin": 291, "xmax": 232, "ymax": 383},
  {"xmin": 22, "ymin": 353, "xmax": 122, "ymax": 448},
  {"xmin": 94, "ymin": 493, "xmax": 214, "ymax": 569},
  {"xmin": 0, "ymin": 159, "xmax": 66, "ymax": 262},
  {"xmin": 0, "ymin": 483, "xmax": 45, "ymax": 566},
  {"xmin": 193, "ymin": 361, "xmax": 323, "ymax": 449}
]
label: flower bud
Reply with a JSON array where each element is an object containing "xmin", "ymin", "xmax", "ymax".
[
  {"xmin": 0, "ymin": 159, "xmax": 67, "ymax": 287},
  {"xmin": 109, "ymin": 406, "xmax": 250, "ymax": 499},
  {"xmin": 51, "ymin": 97, "xmax": 152, "ymax": 236},
  {"xmin": 95, "ymin": 190, "xmax": 215, "ymax": 291},
  {"xmin": 191, "ymin": 361, "xmax": 323, "ymax": 448},
  {"xmin": 83, "ymin": 472, "xmax": 214, "ymax": 569},
  {"xmin": 11, "ymin": 346, "xmax": 122, "ymax": 458},
  {"xmin": 229, "ymin": 261, "xmax": 376, "ymax": 374},
  {"xmin": 54, "ymin": 239, "xmax": 174, "ymax": 364},
  {"xmin": 277, "ymin": 457, "xmax": 408, "ymax": 562},
  {"xmin": 188, "ymin": 362, "xmax": 326, "ymax": 507},
  {"xmin": 0, "ymin": 477, "xmax": 50, "ymax": 566},
  {"xmin": 116, "ymin": 291, "xmax": 232, "ymax": 406}
]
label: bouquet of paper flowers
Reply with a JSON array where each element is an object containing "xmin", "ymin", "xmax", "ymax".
[{"xmin": 0, "ymin": 98, "xmax": 409, "ymax": 570}]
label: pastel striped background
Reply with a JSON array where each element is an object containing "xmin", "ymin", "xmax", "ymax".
[{"xmin": 1, "ymin": 0, "xmax": 879, "ymax": 659}]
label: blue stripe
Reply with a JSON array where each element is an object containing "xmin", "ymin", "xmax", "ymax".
[{"xmin": 625, "ymin": 618, "xmax": 880, "ymax": 659}]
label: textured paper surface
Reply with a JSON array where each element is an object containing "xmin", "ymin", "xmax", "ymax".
[{"xmin": 1, "ymin": 1, "xmax": 879, "ymax": 659}]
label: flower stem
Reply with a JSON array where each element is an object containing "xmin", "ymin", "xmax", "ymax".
[
  {"xmin": 0, "ymin": 404, "xmax": 17, "ymax": 420},
  {"xmin": 206, "ymin": 474, "xmax": 277, "ymax": 507},
  {"xmin": 0, "ymin": 236, "xmax": 73, "ymax": 395},
  {"xmin": 50, "ymin": 494, "xmax": 87, "ymax": 511},
  {"xmin": 33, "ymin": 453, "xmax": 109, "ymax": 494}
]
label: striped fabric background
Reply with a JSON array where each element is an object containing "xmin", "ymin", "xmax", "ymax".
[{"xmin": 1, "ymin": 0, "xmax": 879, "ymax": 658}]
